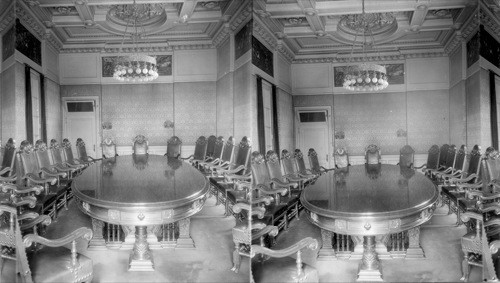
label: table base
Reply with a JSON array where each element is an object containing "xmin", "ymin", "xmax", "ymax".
[
  {"xmin": 128, "ymin": 225, "xmax": 155, "ymax": 272},
  {"xmin": 357, "ymin": 236, "xmax": 383, "ymax": 282}
]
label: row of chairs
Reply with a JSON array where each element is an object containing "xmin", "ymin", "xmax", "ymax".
[{"xmin": 0, "ymin": 138, "xmax": 94, "ymax": 282}]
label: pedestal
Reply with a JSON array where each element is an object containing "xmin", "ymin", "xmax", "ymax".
[
  {"xmin": 88, "ymin": 218, "xmax": 107, "ymax": 250},
  {"xmin": 405, "ymin": 226, "xmax": 425, "ymax": 259},
  {"xmin": 128, "ymin": 225, "xmax": 154, "ymax": 271},
  {"xmin": 175, "ymin": 218, "xmax": 195, "ymax": 249},
  {"xmin": 357, "ymin": 236, "xmax": 383, "ymax": 282},
  {"xmin": 318, "ymin": 229, "xmax": 337, "ymax": 260}
]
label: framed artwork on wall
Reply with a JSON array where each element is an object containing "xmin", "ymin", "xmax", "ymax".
[
  {"xmin": 15, "ymin": 19, "xmax": 42, "ymax": 66},
  {"xmin": 102, "ymin": 55, "xmax": 172, "ymax": 77},
  {"xmin": 252, "ymin": 36, "xmax": 274, "ymax": 77},
  {"xmin": 479, "ymin": 25, "xmax": 500, "ymax": 68},
  {"xmin": 466, "ymin": 31, "xmax": 480, "ymax": 68},
  {"xmin": 235, "ymin": 20, "xmax": 252, "ymax": 60}
]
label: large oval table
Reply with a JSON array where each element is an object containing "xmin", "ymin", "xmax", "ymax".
[
  {"xmin": 72, "ymin": 154, "xmax": 209, "ymax": 271},
  {"xmin": 301, "ymin": 164, "xmax": 438, "ymax": 281}
]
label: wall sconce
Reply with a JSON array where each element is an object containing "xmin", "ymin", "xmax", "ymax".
[
  {"xmin": 396, "ymin": 129, "xmax": 407, "ymax": 138},
  {"xmin": 334, "ymin": 131, "xmax": 345, "ymax": 140},
  {"xmin": 163, "ymin": 120, "xmax": 174, "ymax": 129},
  {"xmin": 102, "ymin": 122, "xmax": 112, "ymax": 130}
]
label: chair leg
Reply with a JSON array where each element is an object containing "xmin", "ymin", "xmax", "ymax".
[
  {"xmin": 460, "ymin": 253, "xmax": 470, "ymax": 281},
  {"xmin": 295, "ymin": 203, "xmax": 300, "ymax": 220},
  {"xmin": 230, "ymin": 243, "xmax": 241, "ymax": 273}
]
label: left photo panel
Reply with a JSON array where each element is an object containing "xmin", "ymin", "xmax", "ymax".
[{"xmin": 0, "ymin": 0, "xmax": 253, "ymax": 282}]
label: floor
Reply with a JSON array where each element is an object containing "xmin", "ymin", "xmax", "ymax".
[
  {"xmin": 6, "ymin": 194, "xmax": 249, "ymax": 283},
  {"xmin": 268, "ymin": 205, "xmax": 485, "ymax": 282}
]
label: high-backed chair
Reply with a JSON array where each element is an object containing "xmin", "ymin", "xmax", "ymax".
[
  {"xmin": 76, "ymin": 138, "xmax": 98, "ymax": 164},
  {"xmin": 365, "ymin": 144, "xmax": 381, "ymax": 165},
  {"xmin": 165, "ymin": 136, "xmax": 182, "ymax": 158},
  {"xmin": 0, "ymin": 138, "xmax": 17, "ymax": 182},
  {"xmin": 294, "ymin": 149, "xmax": 318, "ymax": 180},
  {"xmin": 435, "ymin": 145, "xmax": 467, "ymax": 180},
  {"xmin": 281, "ymin": 149, "xmax": 312, "ymax": 189},
  {"xmin": 414, "ymin": 144, "xmax": 440, "ymax": 173},
  {"xmin": 184, "ymin": 136, "xmax": 207, "ymax": 168},
  {"xmin": 206, "ymin": 135, "xmax": 217, "ymax": 159},
  {"xmin": 308, "ymin": 148, "xmax": 334, "ymax": 175},
  {"xmin": 62, "ymin": 138, "xmax": 92, "ymax": 168},
  {"xmin": 251, "ymin": 237, "xmax": 319, "ymax": 283},
  {"xmin": 334, "ymin": 148, "xmax": 350, "ymax": 168},
  {"xmin": 34, "ymin": 140, "xmax": 68, "ymax": 186},
  {"xmin": 398, "ymin": 145, "xmax": 415, "ymax": 168},
  {"xmin": 49, "ymin": 139, "xmax": 84, "ymax": 178},
  {"xmin": 199, "ymin": 136, "xmax": 224, "ymax": 170},
  {"xmin": 204, "ymin": 136, "xmax": 234, "ymax": 173},
  {"xmin": 12, "ymin": 205, "xmax": 95, "ymax": 282},
  {"xmin": 429, "ymin": 144, "xmax": 458, "ymax": 179},
  {"xmin": 17, "ymin": 141, "xmax": 57, "ymax": 192},
  {"xmin": 133, "ymin": 135, "xmax": 148, "ymax": 155},
  {"xmin": 460, "ymin": 211, "xmax": 500, "ymax": 282},
  {"xmin": 101, "ymin": 137, "xmax": 118, "ymax": 159},
  {"xmin": 425, "ymin": 144, "xmax": 451, "ymax": 177}
]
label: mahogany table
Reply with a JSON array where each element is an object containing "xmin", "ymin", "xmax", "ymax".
[
  {"xmin": 301, "ymin": 164, "xmax": 438, "ymax": 281},
  {"xmin": 72, "ymin": 154, "xmax": 209, "ymax": 271}
]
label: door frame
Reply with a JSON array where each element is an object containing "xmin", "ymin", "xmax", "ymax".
[
  {"xmin": 294, "ymin": 106, "xmax": 333, "ymax": 168},
  {"xmin": 62, "ymin": 96, "xmax": 101, "ymax": 157}
]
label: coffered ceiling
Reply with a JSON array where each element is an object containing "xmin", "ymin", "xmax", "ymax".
[
  {"xmin": 16, "ymin": 0, "xmax": 247, "ymax": 51},
  {"xmin": 253, "ymin": 0, "xmax": 486, "ymax": 61}
]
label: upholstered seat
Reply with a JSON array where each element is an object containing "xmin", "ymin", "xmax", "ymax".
[
  {"xmin": 414, "ymin": 144, "xmax": 440, "ymax": 173},
  {"xmin": 133, "ymin": 135, "xmax": 148, "ymax": 155},
  {"xmin": 101, "ymin": 137, "xmax": 118, "ymax": 159},
  {"xmin": 334, "ymin": 148, "xmax": 350, "ymax": 169},
  {"xmin": 76, "ymin": 138, "xmax": 99, "ymax": 164},
  {"xmin": 365, "ymin": 144, "xmax": 381, "ymax": 165},
  {"xmin": 166, "ymin": 136, "xmax": 182, "ymax": 158},
  {"xmin": 398, "ymin": 145, "xmax": 415, "ymax": 168}
]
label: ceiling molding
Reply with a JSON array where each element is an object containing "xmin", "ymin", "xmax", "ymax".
[
  {"xmin": 59, "ymin": 43, "xmax": 214, "ymax": 53},
  {"xmin": 292, "ymin": 51, "xmax": 448, "ymax": 64},
  {"xmin": 253, "ymin": 15, "xmax": 294, "ymax": 62},
  {"xmin": 16, "ymin": 1, "xmax": 63, "ymax": 50},
  {"xmin": 0, "ymin": 4, "xmax": 15, "ymax": 33},
  {"xmin": 480, "ymin": 2, "xmax": 500, "ymax": 38},
  {"xmin": 212, "ymin": 0, "xmax": 252, "ymax": 47}
]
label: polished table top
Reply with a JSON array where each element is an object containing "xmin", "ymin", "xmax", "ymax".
[
  {"xmin": 73, "ymin": 154, "xmax": 209, "ymax": 225},
  {"xmin": 301, "ymin": 164, "xmax": 438, "ymax": 235}
]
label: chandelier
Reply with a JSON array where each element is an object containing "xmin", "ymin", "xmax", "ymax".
[
  {"xmin": 342, "ymin": 0, "xmax": 390, "ymax": 92},
  {"xmin": 111, "ymin": 1, "xmax": 163, "ymax": 83}
]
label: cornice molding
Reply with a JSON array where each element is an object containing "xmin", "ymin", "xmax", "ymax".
[
  {"xmin": 59, "ymin": 43, "xmax": 215, "ymax": 53},
  {"xmin": 444, "ymin": 9, "xmax": 478, "ymax": 54},
  {"xmin": 253, "ymin": 16, "xmax": 294, "ymax": 63},
  {"xmin": 479, "ymin": 4, "xmax": 500, "ymax": 38},
  {"xmin": 292, "ymin": 51, "xmax": 448, "ymax": 64},
  {"xmin": 0, "ymin": 6, "xmax": 15, "ymax": 33},
  {"xmin": 212, "ymin": 0, "xmax": 252, "ymax": 47},
  {"xmin": 15, "ymin": 2, "xmax": 62, "ymax": 51}
]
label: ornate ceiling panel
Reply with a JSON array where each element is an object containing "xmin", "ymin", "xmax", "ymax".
[
  {"xmin": 254, "ymin": 0, "xmax": 479, "ymax": 61},
  {"xmin": 18, "ymin": 0, "xmax": 248, "ymax": 52}
]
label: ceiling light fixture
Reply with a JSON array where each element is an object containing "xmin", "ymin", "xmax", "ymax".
[
  {"xmin": 342, "ymin": 0, "xmax": 389, "ymax": 92},
  {"xmin": 111, "ymin": 0, "xmax": 162, "ymax": 83}
]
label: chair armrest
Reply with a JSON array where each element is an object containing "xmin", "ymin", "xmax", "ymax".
[
  {"xmin": 23, "ymin": 227, "xmax": 93, "ymax": 248},
  {"xmin": 251, "ymin": 225, "xmax": 279, "ymax": 241},
  {"xmin": 251, "ymin": 237, "xmax": 318, "ymax": 258},
  {"xmin": 233, "ymin": 202, "xmax": 265, "ymax": 219},
  {"xmin": 414, "ymin": 163, "xmax": 426, "ymax": 170},
  {"xmin": 10, "ymin": 196, "xmax": 37, "ymax": 208},
  {"xmin": 252, "ymin": 196, "xmax": 274, "ymax": 207},
  {"xmin": 270, "ymin": 178, "xmax": 298, "ymax": 189},
  {"xmin": 284, "ymin": 174, "xmax": 308, "ymax": 182},
  {"xmin": 225, "ymin": 173, "xmax": 251, "ymax": 183},
  {"xmin": 457, "ymin": 182, "xmax": 483, "ymax": 190},
  {"xmin": 460, "ymin": 211, "xmax": 483, "ymax": 223},
  {"xmin": 2, "ymin": 183, "xmax": 44, "ymax": 195},
  {"xmin": 20, "ymin": 214, "xmax": 52, "ymax": 231},
  {"xmin": 255, "ymin": 184, "xmax": 287, "ymax": 196},
  {"xmin": 0, "ymin": 166, "xmax": 12, "ymax": 176},
  {"xmin": 41, "ymin": 167, "xmax": 67, "ymax": 178},
  {"xmin": 220, "ymin": 165, "xmax": 246, "ymax": 175},
  {"xmin": 0, "ymin": 173, "xmax": 17, "ymax": 183},
  {"xmin": 449, "ymin": 173, "xmax": 478, "ymax": 184},
  {"xmin": 24, "ymin": 173, "xmax": 57, "ymax": 185}
]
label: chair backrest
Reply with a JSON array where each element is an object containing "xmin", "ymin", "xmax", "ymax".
[
  {"xmin": 251, "ymin": 151, "xmax": 271, "ymax": 185},
  {"xmin": 266, "ymin": 150, "xmax": 283, "ymax": 180},
  {"xmin": 365, "ymin": 144, "xmax": 381, "ymax": 165},
  {"xmin": 206, "ymin": 135, "xmax": 217, "ymax": 158},
  {"xmin": 49, "ymin": 139, "xmax": 66, "ymax": 165},
  {"xmin": 438, "ymin": 144, "xmax": 450, "ymax": 167},
  {"xmin": 133, "ymin": 135, "xmax": 148, "ymax": 155},
  {"xmin": 334, "ymin": 147, "xmax": 350, "ymax": 168},
  {"xmin": 281, "ymin": 149, "xmax": 298, "ymax": 175},
  {"xmin": 220, "ymin": 136, "xmax": 235, "ymax": 163},
  {"xmin": 1, "ymin": 138, "xmax": 16, "ymax": 176},
  {"xmin": 102, "ymin": 137, "xmax": 117, "ymax": 158},
  {"xmin": 399, "ymin": 145, "xmax": 415, "ymax": 168},
  {"xmin": 485, "ymin": 147, "xmax": 500, "ymax": 186},
  {"xmin": 166, "ymin": 136, "xmax": 182, "ymax": 158},
  {"xmin": 212, "ymin": 136, "xmax": 224, "ymax": 160},
  {"xmin": 294, "ymin": 149, "xmax": 309, "ymax": 174},
  {"xmin": 76, "ymin": 138, "xmax": 91, "ymax": 161},
  {"xmin": 308, "ymin": 148, "xmax": 322, "ymax": 173},
  {"xmin": 444, "ymin": 144, "xmax": 457, "ymax": 168},
  {"xmin": 466, "ymin": 145, "xmax": 482, "ymax": 177},
  {"xmin": 18, "ymin": 140, "xmax": 40, "ymax": 175},
  {"xmin": 192, "ymin": 136, "xmax": 208, "ymax": 161},
  {"xmin": 231, "ymin": 137, "xmax": 252, "ymax": 174},
  {"xmin": 62, "ymin": 138, "xmax": 77, "ymax": 162},
  {"xmin": 453, "ymin": 145, "xmax": 467, "ymax": 172},
  {"xmin": 34, "ymin": 139, "xmax": 53, "ymax": 170},
  {"xmin": 425, "ymin": 144, "xmax": 440, "ymax": 170}
]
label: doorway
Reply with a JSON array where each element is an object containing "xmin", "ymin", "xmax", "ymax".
[
  {"xmin": 62, "ymin": 97, "xmax": 99, "ymax": 158},
  {"xmin": 295, "ymin": 106, "xmax": 332, "ymax": 167}
]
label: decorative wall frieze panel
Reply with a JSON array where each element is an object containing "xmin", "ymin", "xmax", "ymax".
[
  {"xmin": 292, "ymin": 52, "xmax": 448, "ymax": 64},
  {"xmin": 212, "ymin": 1, "xmax": 252, "ymax": 47},
  {"xmin": 480, "ymin": 4, "xmax": 500, "ymax": 38},
  {"xmin": 59, "ymin": 43, "xmax": 215, "ymax": 54}
]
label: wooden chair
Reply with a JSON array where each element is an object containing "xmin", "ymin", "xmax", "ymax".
[
  {"xmin": 165, "ymin": 136, "xmax": 182, "ymax": 158},
  {"xmin": 61, "ymin": 138, "xmax": 92, "ymax": 168},
  {"xmin": 101, "ymin": 137, "xmax": 118, "ymax": 159},
  {"xmin": 206, "ymin": 135, "xmax": 217, "ymax": 159},
  {"xmin": 398, "ymin": 145, "xmax": 415, "ymax": 168},
  {"xmin": 204, "ymin": 136, "xmax": 234, "ymax": 173},
  {"xmin": 281, "ymin": 149, "xmax": 312, "ymax": 190},
  {"xmin": 34, "ymin": 140, "xmax": 68, "ymax": 186},
  {"xmin": 76, "ymin": 138, "xmax": 99, "ymax": 164},
  {"xmin": 428, "ymin": 144, "xmax": 457, "ymax": 180},
  {"xmin": 49, "ymin": 139, "xmax": 83, "ymax": 178},
  {"xmin": 17, "ymin": 141, "xmax": 57, "ymax": 192},
  {"xmin": 425, "ymin": 144, "xmax": 451, "ymax": 177},
  {"xmin": 435, "ymin": 145, "xmax": 467, "ymax": 180},
  {"xmin": 133, "ymin": 135, "xmax": 148, "ymax": 155},
  {"xmin": 0, "ymin": 138, "xmax": 17, "ymax": 183},
  {"xmin": 198, "ymin": 136, "xmax": 224, "ymax": 172},
  {"xmin": 183, "ymin": 136, "xmax": 208, "ymax": 168},
  {"xmin": 460, "ymin": 211, "xmax": 500, "ymax": 282},
  {"xmin": 308, "ymin": 148, "xmax": 334, "ymax": 175},
  {"xmin": 334, "ymin": 148, "xmax": 350, "ymax": 168},
  {"xmin": 251, "ymin": 237, "xmax": 319, "ymax": 283},
  {"xmin": 294, "ymin": 149, "xmax": 318, "ymax": 180},
  {"xmin": 365, "ymin": 144, "xmax": 381, "ymax": 165},
  {"xmin": 12, "ymin": 205, "xmax": 94, "ymax": 282},
  {"xmin": 414, "ymin": 144, "xmax": 440, "ymax": 173}
]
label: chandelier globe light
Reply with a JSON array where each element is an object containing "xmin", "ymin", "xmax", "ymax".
[
  {"xmin": 111, "ymin": 0, "xmax": 161, "ymax": 83},
  {"xmin": 342, "ymin": 0, "xmax": 390, "ymax": 92}
]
